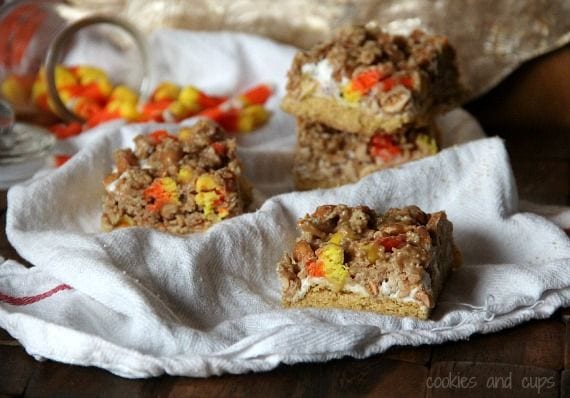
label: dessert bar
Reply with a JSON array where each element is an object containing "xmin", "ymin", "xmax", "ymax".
[
  {"xmin": 277, "ymin": 205, "xmax": 461, "ymax": 319},
  {"xmin": 294, "ymin": 119, "xmax": 439, "ymax": 190},
  {"xmin": 282, "ymin": 26, "xmax": 464, "ymax": 135},
  {"xmin": 102, "ymin": 120, "xmax": 249, "ymax": 234}
]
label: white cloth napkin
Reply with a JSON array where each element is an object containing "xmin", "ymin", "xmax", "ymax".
[{"xmin": 1, "ymin": 30, "xmax": 570, "ymax": 378}]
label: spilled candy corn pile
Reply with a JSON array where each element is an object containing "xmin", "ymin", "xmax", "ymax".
[
  {"xmin": 2, "ymin": 65, "xmax": 274, "ymax": 167},
  {"xmin": 1, "ymin": 65, "xmax": 273, "ymax": 140}
]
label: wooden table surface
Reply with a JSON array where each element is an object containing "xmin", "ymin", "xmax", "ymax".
[{"xmin": 0, "ymin": 46, "xmax": 569, "ymax": 398}]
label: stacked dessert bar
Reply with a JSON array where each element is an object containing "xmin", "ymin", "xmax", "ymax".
[{"xmin": 282, "ymin": 25, "xmax": 465, "ymax": 189}]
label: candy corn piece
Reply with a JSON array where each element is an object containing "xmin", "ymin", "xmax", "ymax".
[
  {"xmin": 53, "ymin": 154, "xmax": 72, "ymax": 167},
  {"xmin": 109, "ymin": 85, "xmax": 139, "ymax": 104},
  {"xmin": 196, "ymin": 84, "xmax": 273, "ymax": 132},
  {"xmin": 239, "ymin": 84, "xmax": 273, "ymax": 106},
  {"xmin": 140, "ymin": 98, "xmax": 173, "ymax": 122},
  {"xmin": 163, "ymin": 85, "xmax": 227, "ymax": 122},
  {"xmin": 1, "ymin": 74, "xmax": 33, "ymax": 106},
  {"xmin": 48, "ymin": 122, "xmax": 82, "ymax": 139},
  {"xmin": 152, "ymin": 81, "xmax": 180, "ymax": 102}
]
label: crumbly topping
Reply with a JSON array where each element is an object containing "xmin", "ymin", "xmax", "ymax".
[
  {"xmin": 289, "ymin": 26, "xmax": 453, "ymax": 86},
  {"xmin": 286, "ymin": 25, "xmax": 464, "ymax": 110}
]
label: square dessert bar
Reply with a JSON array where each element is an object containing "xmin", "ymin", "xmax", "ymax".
[
  {"xmin": 102, "ymin": 120, "xmax": 249, "ymax": 234},
  {"xmin": 277, "ymin": 205, "xmax": 461, "ymax": 319},
  {"xmin": 282, "ymin": 25, "xmax": 464, "ymax": 135},
  {"xmin": 294, "ymin": 119, "xmax": 439, "ymax": 190}
]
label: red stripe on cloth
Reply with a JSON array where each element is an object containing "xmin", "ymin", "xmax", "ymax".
[{"xmin": 0, "ymin": 284, "xmax": 72, "ymax": 306}]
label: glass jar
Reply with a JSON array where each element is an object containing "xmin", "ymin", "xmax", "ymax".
[{"xmin": 0, "ymin": 0, "xmax": 150, "ymax": 186}]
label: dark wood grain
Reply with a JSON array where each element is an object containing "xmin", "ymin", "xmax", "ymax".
[
  {"xmin": 383, "ymin": 344, "xmax": 432, "ymax": 365},
  {"xmin": 0, "ymin": 346, "xmax": 39, "ymax": 396},
  {"xmin": 566, "ymin": 320, "xmax": 570, "ymax": 370},
  {"xmin": 511, "ymin": 159, "xmax": 570, "ymax": 205},
  {"xmin": 23, "ymin": 360, "xmax": 168, "ymax": 398},
  {"xmin": 0, "ymin": 207, "xmax": 20, "ymax": 264},
  {"xmin": 0, "ymin": 191, "xmax": 6, "ymax": 212},
  {"xmin": 0, "ymin": 204, "xmax": 30, "ymax": 267},
  {"xmin": 0, "ymin": 41, "xmax": 568, "ymax": 398},
  {"xmin": 561, "ymin": 308, "xmax": 570, "ymax": 323},
  {"xmin": 323, "ymin": 357, "xmax": 428, "ymax": 398},
  {"xmin": 432, "ymin": 320, "xmax": 564, "ymax": 370},
  {"xmin": 465, "ymin": 46, "xmax": 570, "ymax": 138},
  {"xmin": 164, "ymin": 358, "xmax": 428, "ymax": 398},
  {"xmin": 163, "ymin": 363, "xmax": 321, "ymax": 398},
  {"xmin": 561, "ymin": 370, "xmax": 570, "ymax": 398}
]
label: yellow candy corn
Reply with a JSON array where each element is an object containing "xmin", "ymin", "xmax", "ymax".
[
  {"xmin": 168, "ymin": 101, "xmax": 190, "ymax": 120},
  {"xmin": 178, "ymin": 86, "xmax": 201, "ymax": 112},
  {"xmin": 31, "ymin": 78, "xmax": 46, "ymax": 104},
  {"xmin": 237, "ymin": 105, "xmax": 270, "ymax": 133},
  {"xmin": 105, "ymin": 99, "xmax": 122, "ymax": 113},
  {"xmin": 1, "ymin": 75, "xmax": 30, "ymax": 106},
  {"xmin": 109, "ymin": 85, "xmax": 139, "ymax": 103},
  {"xmin": 95, "ymin": 78, "xmax": 113, "ymax": 98},
  {"xmin": 54, "ymin": 65, "xmax": 78, "ymax": 88},
  {"xmin": 153, "ymin": 81, "xmax": 180, "ymax": 101},
  {"xmin": 57, "ymin": 87, "xmax": 74, "ymax": 104},
  {"xmin": 107, "ymin": 99, "xmax": 139, "ymax": 120},
  {"xmin": 117, "ymin": 101, "xmax": 139, "ymax": 121},
  {"xmin": 74, "ymin": 66, "xmax": 108, "ymax": 85}
]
